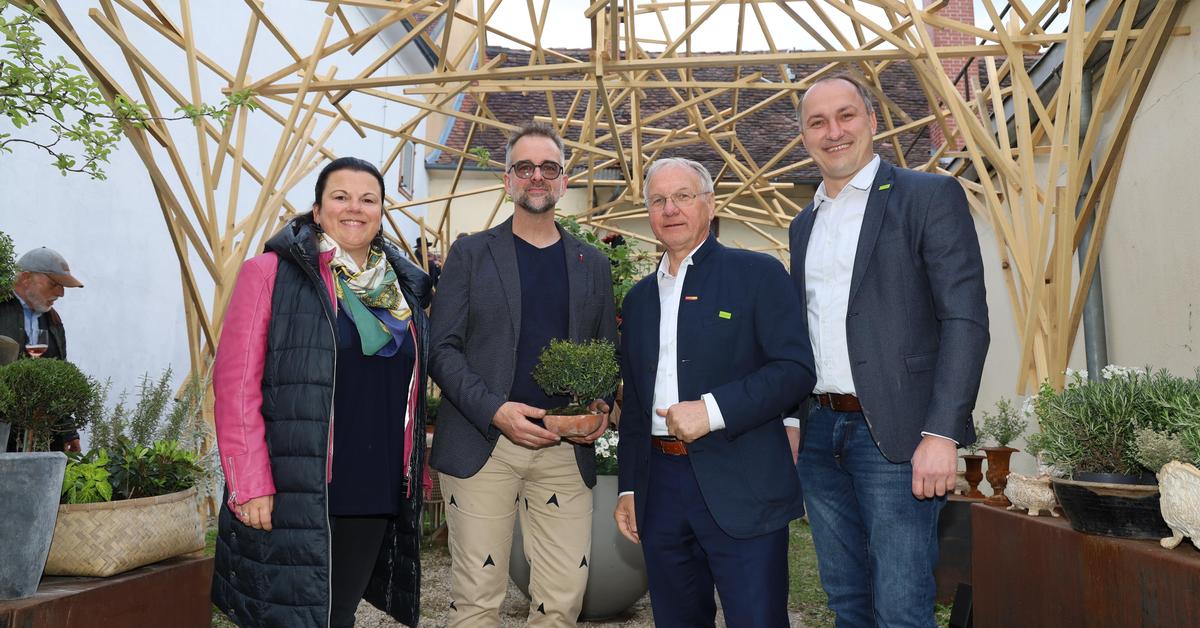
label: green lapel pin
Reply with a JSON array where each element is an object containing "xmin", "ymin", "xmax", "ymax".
[
  {"xmin": 878, "ymin": 183, "xmax": 892, "ymax": 191},
  {"xmin": 718, "ymin": 310, "xmax": 732, "ymax": 320}
]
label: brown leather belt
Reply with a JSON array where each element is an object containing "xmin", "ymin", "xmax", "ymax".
[
  {"xmin": 651, "ymin": 436, "xmax": 688, "ymax": 456},
  {"xmin": 813, "ymin": 392, "xmax": 863, "ymax": 413}
]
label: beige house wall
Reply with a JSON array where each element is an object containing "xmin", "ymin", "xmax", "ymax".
[{"xmin": 975, "ymin": 1, "xmax": 1200, "ymax": 476}]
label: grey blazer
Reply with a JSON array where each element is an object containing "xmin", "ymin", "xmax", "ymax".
[
  {"xmin": 428, "ymin": 217, "xmax": 618, "ymax": 487},
  {"xmin": 789, "ymin": 160, "xmax": 990, "ymax": 462}
]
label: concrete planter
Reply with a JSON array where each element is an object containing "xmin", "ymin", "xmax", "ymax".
[
  {"xmin": 0, "ymin": 451, "xmax": 67, "ymax": 600},
  {"xmin": 510, "ymin": 475, "xmax": 648, "ymax": 620}
]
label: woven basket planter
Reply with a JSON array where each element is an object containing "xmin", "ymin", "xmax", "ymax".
[{"xmin": 43, "ymin": 487, "xmax": 205, "ymax": 577}]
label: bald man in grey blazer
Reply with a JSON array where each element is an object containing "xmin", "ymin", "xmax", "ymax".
[{"xmin": 788, "ymin": 75, "xmax": 989, "ymax": 627}]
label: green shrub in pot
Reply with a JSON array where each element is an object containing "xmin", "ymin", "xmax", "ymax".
[{"xmin": 0, "ymin": 358, "xmax": 99, "ymax": 452}]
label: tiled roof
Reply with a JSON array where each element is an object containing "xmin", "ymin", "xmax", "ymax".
[{"xmin": 434, "ymin": 46, "xmax": 934, "ymax": 183}]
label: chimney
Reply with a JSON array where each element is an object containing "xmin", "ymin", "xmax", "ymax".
[{"xmin": 924, "ymin": 0, "xmax": 977, "ymax": 154}]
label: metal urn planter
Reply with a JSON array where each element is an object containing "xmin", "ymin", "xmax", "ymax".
[
  {"xmin": 0, "ymin": 451, "xmax": 67, "ymax": 600},
  {"xmin": 510, "ymin": 475, "xmax": 647, "ymax": 620}
]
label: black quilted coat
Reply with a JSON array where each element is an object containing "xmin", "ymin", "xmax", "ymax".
[{"xmin": 212, "ymin": 214, "xmax": 430, "ymax": 627}]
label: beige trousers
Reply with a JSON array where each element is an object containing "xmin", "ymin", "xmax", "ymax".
[{"xmin": 441, "ymin": 437, "xmax": 593, "ymax": 627}]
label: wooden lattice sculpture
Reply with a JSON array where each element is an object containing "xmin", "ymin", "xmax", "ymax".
[{"xmin": 16, "ymin": 0, "xmax": 1187, "ymax": 394}]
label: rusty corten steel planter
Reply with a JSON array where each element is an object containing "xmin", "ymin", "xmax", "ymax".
[{"xmin": 972, "ymin": 504, "xmax": 1200, "ymax": 628}]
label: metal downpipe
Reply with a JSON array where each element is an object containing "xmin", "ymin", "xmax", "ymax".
[{"xmin": 1074, "ymin": 71, "xmax": 1110, "ymax": 380}]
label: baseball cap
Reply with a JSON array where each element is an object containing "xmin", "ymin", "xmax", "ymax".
[{"xmin": 17, "ymin": 247, "xmax": 84, "ymax": 288}]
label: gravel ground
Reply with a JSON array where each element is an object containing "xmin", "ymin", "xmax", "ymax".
[{"xmin": 351, "ymin": 542, "xmax": 810, "ymax": 627}]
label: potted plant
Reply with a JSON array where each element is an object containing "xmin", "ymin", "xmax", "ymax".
[
  {"xmin": 532, "ymin": 338, "xmax": 620, "ymax": 437},
  {"xmin": 0, "ymin": 357, "xmax": 99, "ymax": 600},
  {"xmin": 44, "ymin": 438, "xmax": 207, "ymax": 576},
  {"xmin": 42, "ymin": 367, "xmax": 212, "ymax": 577},
  {"xmin": 978, "ymin": 397, "xmax": 1027, "ymax": 507},
  {"xmin": 1031, "ymin": 366, "xmax": 1197, "ymax": 539}
]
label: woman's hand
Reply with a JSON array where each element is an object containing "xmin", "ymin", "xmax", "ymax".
[{"xmin": 236, "ymin": 495, "xmax": 275, "ymax": 531}]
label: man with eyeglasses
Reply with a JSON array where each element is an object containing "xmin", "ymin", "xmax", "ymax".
[
  {"xmin": 429, "ymin": 121, "xmax": 618, "ymax": 626},
  {"xmin": 614, "ymin": 157, "xmax": 814, "ymax": 627},
  {"xmin": 2, "ymin": 247, "xmax": 85, "ymax": 452}
]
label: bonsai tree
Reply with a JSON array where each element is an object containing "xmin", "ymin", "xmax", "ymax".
[
  {"xmin": 0, "ymin": 357, "xmax": 99, "ymax": 451},
  {"xmin": 979, "ymin": 397, "xmax": 1027, "ymax": 448},
  {"xmin": 533, "ymin": 339, "xmax": 619, "ymax": 415}
]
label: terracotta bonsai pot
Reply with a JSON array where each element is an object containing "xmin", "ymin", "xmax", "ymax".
[
  {"xmin": 961, "ymin": 454, "xmax": 986, "ymax": 499},
  {"xmin": 543, "ymin": 412, "xmax": 604, "ymax": 438},
  {"xmin": 982, "ymin": 446, "xmax": 1018, "ymax": 507}
]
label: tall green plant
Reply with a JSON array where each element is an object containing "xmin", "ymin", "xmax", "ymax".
[
  {"xmin": 89, "ymin": 366, "xmax": 209, "ymax": 452},
  {"xmin": 0, "ymin": 357, "xmax": 98, "ymax": 451}
]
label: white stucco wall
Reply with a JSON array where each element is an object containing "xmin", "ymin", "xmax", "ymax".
[
  {"xmin": 971, "ymin": 1, "xmax": 1200, "ymax": 477},
  {"xmin": 0, "ymin": 3, "xmax": 433, "ymax": 436}
]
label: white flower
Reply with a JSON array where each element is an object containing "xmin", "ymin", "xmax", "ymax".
[{"xmin": 1101, "ymin": 364, "xmax": 1146, "ymax": 380}]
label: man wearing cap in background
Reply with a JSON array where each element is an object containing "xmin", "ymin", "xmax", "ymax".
[{"xmin": 1, "ymin": 246, "xmax": 85, "ymax": 452}]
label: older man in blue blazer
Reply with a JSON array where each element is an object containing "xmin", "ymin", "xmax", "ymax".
[
  {"xmin": 614, "ymin": 157, "xmax": 815, "ymax": 627},
  {"xmin": 788, "ymin": 75, "xmax": 990, "ymax": 627}
]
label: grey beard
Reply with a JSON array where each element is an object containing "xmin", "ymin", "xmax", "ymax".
[{"xmin": 517, "ymin": 195, "xmax": 557, "ymax": 214}]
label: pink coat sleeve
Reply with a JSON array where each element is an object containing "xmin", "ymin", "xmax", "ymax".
[{"xmin": 213, "ymin": 253, "xmax": 279, "ymax": 508}]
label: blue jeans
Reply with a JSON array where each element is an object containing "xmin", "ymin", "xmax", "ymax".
[{"xmin": 798, "ymin": 406, "xmax": 945, "ymax": 628}]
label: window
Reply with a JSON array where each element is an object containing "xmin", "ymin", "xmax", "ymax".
[{"xmin": 397, "ymin": 141, "xmax": 415, "ymax": 199}]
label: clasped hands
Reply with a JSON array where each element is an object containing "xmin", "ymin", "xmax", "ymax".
[{"xmin": 492, "ymin": 399, "xmax": 610, "ymax": 449}]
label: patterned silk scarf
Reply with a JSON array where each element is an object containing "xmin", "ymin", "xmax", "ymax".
[{"xmin": 319, "ymin": 234, "xmax": 412, "ymax": 356}]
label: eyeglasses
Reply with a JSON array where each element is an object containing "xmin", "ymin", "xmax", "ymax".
[
  {"xmin": 508, "ymin": 160, "xmax": 564, "ymax": 180},
  {"xmin": 646, "ymin": 190, "xmax": 712, "ymax": 212}
]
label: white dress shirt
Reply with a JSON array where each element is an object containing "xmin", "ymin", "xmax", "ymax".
[
  {"xmin": 788, "ymin": 155, "xmax": 954, "ymax": 443},
  {"xmin": 650, "ymin": 242, "xmax": 725, "ymax": 437},
  {"xmin": 805, "ymin": 155, "xmax": 880, "ymax": 396}
]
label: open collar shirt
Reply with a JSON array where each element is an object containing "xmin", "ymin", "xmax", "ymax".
[{"xmin": 650, "ymin": 240, "xmax": 725, "ymax": 437}]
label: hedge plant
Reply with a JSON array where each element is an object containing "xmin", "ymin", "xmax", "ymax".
[{"xmin": 0, "ymin": 357, "xmax": 99, "ymax": 451}]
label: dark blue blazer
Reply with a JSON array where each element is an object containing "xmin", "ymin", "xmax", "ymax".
[
  {"xmin": 789, "ymin": 160, "xmax": 990, "ymax": 462},
  {"xmin": 617, "ymin": 236, "xmax": 814, "ymax": 539}
]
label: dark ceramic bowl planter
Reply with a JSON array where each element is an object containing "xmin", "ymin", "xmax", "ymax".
[
  {"xmin": 982, "ymin": 447, "xmax": 1018, "ymax": 507},
  {"xmin": 960, "ymin": 454, "xmax": 986, "ymax": 499},
  {"xmin": 1051, "ymin": 474, "xmax": 1171, "ymax": 539}
]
